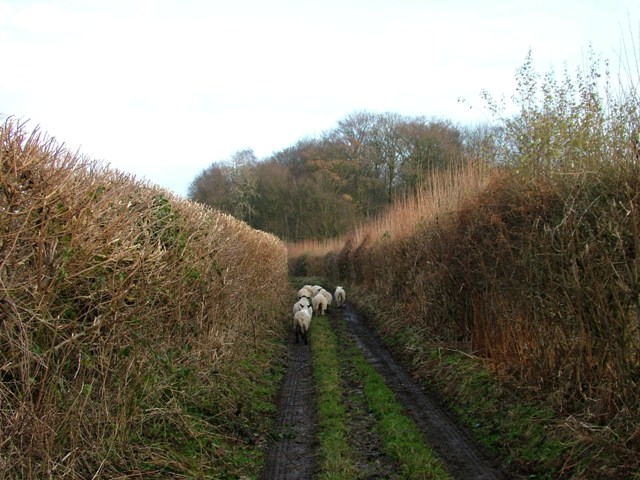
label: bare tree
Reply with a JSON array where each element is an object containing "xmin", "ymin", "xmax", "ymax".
[
  {"xmin": 371, "ymin": 113, "xmax": 409, "ymax": 203},
  {"xmin": 188, "ymin": 163, "xmax": 231, "ymax": 211},
  {"xmin": 228, "ymin": 149, "xmax": 259, "ymax": 223}
]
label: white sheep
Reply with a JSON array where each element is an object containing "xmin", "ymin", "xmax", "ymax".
[
  {"xmin": 293, "ymin": 297, "xmax": 310, "ymax": 315},
  {"xmin": 294, "ymin": 305, "xmax": 313, "ymax": 344},
  {"xmin": 312, "ymin": 292, "xmax": 328, "ymax": 316},
  {"xmin": 334, "ymin": 286, "xmax": 346, "ymax": 307},
  {"xmin": 297, "ymin": 286, "xmax": 313, "ymax": 299},
  {"xmin": 319, "ymin": 288, "xmax": 333, "ymax": 307}
]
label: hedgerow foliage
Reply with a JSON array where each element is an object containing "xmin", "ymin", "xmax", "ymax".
[
  {"xmin": 296, "ymin": 52, "xmax": 640, "ymax": 476},
  {"xmin": 0, "ymin": 118, "xmax": 290, "ymax": 477}
]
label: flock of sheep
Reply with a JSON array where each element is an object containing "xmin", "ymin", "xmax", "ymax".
[{"xmin": 292, "ymin": 284, "xmax": 346, "ymax": 345}]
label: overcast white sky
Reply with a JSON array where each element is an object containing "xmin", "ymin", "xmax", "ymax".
[{"xmin": 1, "ymin": 0, "xmax": 638, "ymax": 196}]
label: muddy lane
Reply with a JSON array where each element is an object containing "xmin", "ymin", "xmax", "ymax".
[
  {"xmin": 261, "ymin": 341, "xmax": 317, "ymax": 480},
  {"xmin": 342, "ymin": 304, "xmax": 509, "ymax": 480},
  {"xmin": 262, "ymin": 302, "xmax": 509, "ymax": 480}
]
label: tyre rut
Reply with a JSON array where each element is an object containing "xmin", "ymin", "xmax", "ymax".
[
  {"xmin": 261, "ymin": 341, "xmax": 317, "ymax": 480},
  {"xmin": 342, "ymin": 303, "xmax": 509, "ymax": 480},
  {"xmin": 262, "ymin": 302, "xmax": 509, "ymax": 480},
  {"xmin": 329, "ymin": 313, "xmax": 404, "ymax": 479}
]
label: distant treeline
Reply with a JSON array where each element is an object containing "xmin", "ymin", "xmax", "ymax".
[{"xmin": 188, "ymin": 111, "xmax": 496, "ymax": 241}]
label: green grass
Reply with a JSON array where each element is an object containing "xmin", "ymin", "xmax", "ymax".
[
  {"xmin": 425, "ymin": 348, "xmax": 569, "ymax": 477},
  {"xmin": 128, "ymin": 335, "xmax": 288, "ymax": 479},
  {"xmin": 348, "ymin": 345, "xmax": 451, "ymax": 480},
  {"xmin": 351, "ymin": 288, "xmax": 640, "ymax": 478},
  {"xmin": 310, "ymin": 303, "xmax": 451, "ymax": 480},
  {"xmin": 310, "ymin": 313, "xmax": 359, "ymax": 480}
]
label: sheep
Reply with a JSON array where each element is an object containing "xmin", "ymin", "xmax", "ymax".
[
  {"xmin": 334, "ymin": 286, "xmax": 346, "ymax": 307},
  {"xmin": 293, "ymin": 297, "xmax": 310, "ymax": 315},
  {"xmin": 294, "ymin": 305, "xmax": 313, "ymax": 344},
  {"xmin": 319, "ymin": 288, "xmax": 333, "ymax": 307},
  {"xmin": 297, "ymin": 286, "xmax": 313, "ymax": 299},
  {"xmin": 312, "ymin": 292, "xmax": 328, "ymax": 316}
]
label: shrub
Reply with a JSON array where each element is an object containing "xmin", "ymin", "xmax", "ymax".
[{"xmin": 0, "ymin": 117, "xmax": 290, "ymax": 477}]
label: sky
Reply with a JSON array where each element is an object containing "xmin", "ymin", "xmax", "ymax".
[{"xmin": 1, "ymin": 0, "xmax": 639, "ymax": 197}]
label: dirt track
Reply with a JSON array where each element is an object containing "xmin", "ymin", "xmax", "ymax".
[
  {"xmin": 260, "ymin": 337, "xmax": 317, "ymax": 480},
  {"xmin": 262, "ymin": 303, "xmax": 509, "ymax": 479}
]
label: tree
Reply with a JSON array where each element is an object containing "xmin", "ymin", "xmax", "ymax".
[
  {"xmin": 370, "ymin": 113, "xmax": 408, "ymax": 203},
  {"xmin": 228, "ymin": 149, "xmax": 259, "ymax": 223},
  {"xmin": 188, "ymin": 111, "xmax": 467, "ymax": 241},
  {"xmin": 461, "ymin": 123, "xmax": 502, "ymax": 164},
  {"xmin": 252, "ymin": 160, "xmax": 299, "ymax": 239},
  {"xmin": 398, "ymin": 118, "xmax": 464, "ymax": 192},
  {"xmin": 330, "ymin": 111, "xmax": 387, "ymax": 217},
  {"xmin": 187, "ymin": 149, "xmax": 260, "ymax": 223},
  {"xmin": 334, "ymin": 110, "xmax": 377, "ymax": 164},
  {"xmin": 188, "ymin": 163, "xmax": 231, "ymax": 212}
]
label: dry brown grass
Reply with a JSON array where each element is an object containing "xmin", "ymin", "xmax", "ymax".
[
  {"xmin": 0, "ymin": 117, "xmax": 290, "ymax": 478},
  {"xmin": 287, "ymin": 158, "xmax": 489, "ymax": 262}
]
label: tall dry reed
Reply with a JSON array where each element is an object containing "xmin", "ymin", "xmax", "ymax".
[{"xmin": 287, "ymin": 158, "xmax": 489, "ymax": 275}]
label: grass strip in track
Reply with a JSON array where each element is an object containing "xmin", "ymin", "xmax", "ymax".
[
  {"xmin": 310, "ymin": 315, "xmax": 359, "ymax": 479},
  {"xmin": 311, "ymin": 306, "xmax": 452, "ymax": 479},
  {"xmin": 347, "ymin": 341, "xmax": 451, "ymax": 479}
]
